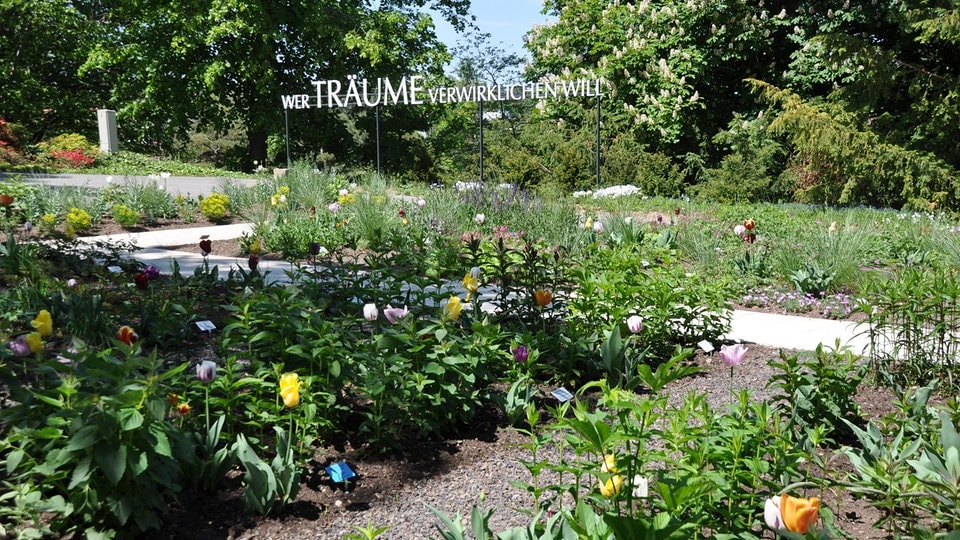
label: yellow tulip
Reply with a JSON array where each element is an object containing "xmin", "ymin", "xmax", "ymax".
[
  {"xmin": 600, "ymin": 474, "xmax": 623, "ymax": 497},
  {"xmin": 462, "ymin": 273, "xmax": 479, "ymax": 301},
  {"xmin": 444, "ymin": 296, "xmax": 463, "ymax": 321},
  {"xmin": 31, "ymin": 309, "xmax": 53, "ymax": 338},
  {"xmin": 25, "ymin": 332, "xmax": 43, "ymax": 353},
  {"xmin": 781, "ymin": 494, "xmax": 820, "ymax": 534},
  {"xmin": 279, "ymin": 373, "xmax": 301, "ymax": 408}
]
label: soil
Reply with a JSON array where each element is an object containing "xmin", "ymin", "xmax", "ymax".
[{"xmin": 76, "ymin": 219, "xmax": 901, "ymax": 538}]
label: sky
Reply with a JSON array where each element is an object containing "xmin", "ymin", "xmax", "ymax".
[{"xmin": 429, "ymin": 0, "xmax": 554, "ymax": 59}]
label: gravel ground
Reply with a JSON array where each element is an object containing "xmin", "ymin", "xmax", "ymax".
[{"xmin": 146, "ymin": 344, "xmax": 888, "ymax": 540}]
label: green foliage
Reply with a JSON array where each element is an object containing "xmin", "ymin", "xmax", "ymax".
[
  {"xmin": 64, "ymin": 207, "xmax": 92, "ymax": 232},
  {"xmin": 752, "ymin": 80, "xmax": 959, "ymax": 210},
  {"xmin": 235, "ymin": 427, "xmax": 300, "ymax": 516},
  {"xmin": 862, "ymin": 266, "xmax": 960, "ymax": 390},
  {"xmin": 0, "ymin": 351, "xmax": 196, "ymax": 537},
  {"xmin": 767, "ymin": 343, "xmax": 866, "ymax": 446},
  {"xmin": 110, "ymin": 204, "xmax": 140, "ymax": 229},
  {"xmin": 199, "ymin": 192, "xmax": 230, "ymax": 221}
]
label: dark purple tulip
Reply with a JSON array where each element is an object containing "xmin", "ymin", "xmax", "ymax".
[{"xmin": 513, "ymin": 345, "xmax": 529, "ymax": 363}]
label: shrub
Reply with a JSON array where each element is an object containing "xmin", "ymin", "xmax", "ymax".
[
  {"xmin": 65, "ymin": 207, "xmax": 93, "ymax": 232},
  {"xmin": 199, "ymin": 193, "xmax": 230, "ymax": 221},
  {"xmin": 111, "ymin": 204, "xmax": 141, "ymax": 229},
  {"xmin": 40, "ymin": 133, "xmax": 99, "ymax": 169}
]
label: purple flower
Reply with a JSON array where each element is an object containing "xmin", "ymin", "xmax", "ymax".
[
  {"xmin": 513, "ymin": 345, "xmax": 529, "ymax": 363},
  {"xmin": 143, "ymin": 265, "xmax": 161, "ymax": 280},
  {"xmin": 7, "ymin": 335, "xmax": 31, "ymax": 357},
  {"xmin": 719, "ymin": 343, "xmax": 748, "ymax": 367},
  {"xmin": 383, "ymin": 305, "xmax": 409, "ymax": 324},
  {"xmin": 196, "ymin": 360, "xmax": 217, "ymax": 383},
  {"xmin": 66, "ymin": 278, "xmax": 78, "ymax": 288}
]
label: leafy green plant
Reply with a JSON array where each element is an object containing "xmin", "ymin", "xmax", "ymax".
[
  {"xmin": 789, "ymin": 264, "xmax": 835, "ymax": 296},
  {"xmin": 235, "ymin": 427, "xmax": 301, "ymax": 515},
  {"xmin": 767, "ymin": 342, "xmax": 866, "ymax": 446},
  {"xmin": 110, "ymin": 203, "xmax": 140, "ymax": 228},
  {"xmin": 199, "ymin": 192, "xmax": 231, "ymax": 221},
  {"xmin": 0, "ymin": 350, "xmax": 196, "ymax": 537},
  {"xmin": 65, "ymin": 206, "xmax": 92, "ymax": 232}
]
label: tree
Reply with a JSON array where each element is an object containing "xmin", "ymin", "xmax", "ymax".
[
  {"xmin": 78, "ymin": 0, "xmax": 471, "ymax": 165},
  {"xmin": 0, "ymin": 0, "xmax": 108, "ymax": 142}
]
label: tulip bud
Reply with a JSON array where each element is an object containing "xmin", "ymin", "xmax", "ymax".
[
  {"xmin": 363, "ymin": 303, "xmax": 378, "ymax": 321},
  {"xmin": 196, "ymin": 360, "xmax": 217, "ymax": 383}
]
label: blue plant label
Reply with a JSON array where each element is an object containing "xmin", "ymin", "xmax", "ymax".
[
  {"xmin": 551, "ymin": 387, "xmax": 574, "ymax": 402},
  {"xmin": 698, "ymin": 339, "xmax": 715, "ymax": 353},
  {"xmin": 196, "ymin": 320, "xmax": 216, "ymax": 332},
  {"xmin": 107, "ymin": 265, "xmax": 122, "ymax": 273},
  {"xmin": 325, "ymin": 461, "xmax": 356, "ymax": 483}
]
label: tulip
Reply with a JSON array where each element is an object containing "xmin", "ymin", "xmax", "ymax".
[
  {"xmin": 199, "ymin": 239, "xmax": 212, "ymax": 256},
  {"xmin": 7, "ymin": 335, "xmax": 31, "ymax": 357},
  {"xmin": 600, "ymin": 474, "xmax": 623, "ymax": 497},
  {"xmin": 593, "ymin": 220, "xmax": 604, "ymax": 233},
  {"xmin": 533, "ymin": 290, "xmax": 553, "ymax": 307},
  {"xmin": 134, "ymin": 271, "xmax": 149, "ymax": 289},
  {"xmin": 25, "ymin": 332, "xmax": 43, "ymax": 353},
  {"xmin": 719, "ymin": 343, "xmax": 748, "ymax": 367},
  {"xmin": 279, "ymin": 372, "xmax": 301, "ymax": 408},
  {"xmin": 0, "ymin": 194, "xmax": 13, "ymax": 206},
  {"xmin": 417, "ymin": 198, "xmax": 426, "ymax": 208},
  {"xmin": 765, "ymin": 494, "xmax": 820, "ymax": 534},
  {"xmin": 398, "ymin": 209, "xmax": 406, "ymax": 218},
  {"xmin": 626, "ymin": 315, "xmax": 643, "ymax": 334},
  {"xmin": 117, "ymin": 325, "xmax": 139, "ymax": 345},
  {"xmin": 744, "ymin": 219, "xmax": 755, "ymax": 231},
  {"xmin": 363, "ymin": 303, "xmax": 378, "ymax": 321},
  {"xmin": 474, "ymin": 213, "xmax": 485, "ymax": 225},
  {"xmin": 143, "ymin": 265, "xmax": 161, "ymax": 279},
  {"xmin": 31, "ymin": 309, "xmax": 53, "ymax": 338},
  {"xmin": 444, "ymin": 296, "xmax": 463, "ymax": 321},
  {"xmin": 177, "ymin": 403, "xmax": 192, "ymax": 415},
  {"xmin": 196, "ymin": 360, "xmax": 217, "ymax": 383},
  {"xmin": 462, "ymin": 272, "xmax": 480, "ymax": 301},
  {"xmin": 733, "ymin": 224, "xmax": 746, "ymax": 236},
  {"xmin": 66, "ymin": 278, "xmax": 78, "ymax": 288},
  {"xmin": 512, "ymin": 345, "xmax": 528, "ymax": 363},
  {"xmin": 383, "ymin": 305, "xmax": 409, "ymax": 324},
  {"xmin": 328, "ymin": 202, "xmax": 340, "ymax": 213},
  {"xmin": 599, "ymin": 454, "xmax": 623, "ymax": 497},
  {"xmin": 309, "ymin": 242, "xmax": 322, "ymax": 256},
  {"xmin": 248, "ymin": 254, "xmax": 259, "ymax": 271},
  {"xmin": 764, "ymin": 496, "xmax": 784, "ymax": 530},
  {"xmin": 584, "ymin": 217, "xmax": 593, "ymax": 230}
]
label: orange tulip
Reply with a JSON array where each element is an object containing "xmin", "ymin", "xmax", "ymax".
[
  {"xmin": 743, "ymin": 219, "xmax": 755, "ymax": 231},
  {"xmin": 117, "ymin": 325, "xmax": 139, "ymax": 345},
  {"xmin": 781, "ymin": 494, "xmax": 820, "ymax": 533},
  {"xmin": 533, "ymin": 290, "xmax": 553, "ymax": 307}
]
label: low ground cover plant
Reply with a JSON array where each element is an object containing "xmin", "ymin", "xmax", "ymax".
[{"xmin": 1, "ymin": 167, "xmax": 960, "ymax": 538}]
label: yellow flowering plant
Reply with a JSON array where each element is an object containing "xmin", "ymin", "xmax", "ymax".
[{"xmin": 31, "ymin": 309, "xmax": 53, "ymax": 337}]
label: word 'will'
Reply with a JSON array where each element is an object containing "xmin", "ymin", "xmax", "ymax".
[{"xmin": 281, "ymin": 75, "xmax": 603, "ymax": 109}]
